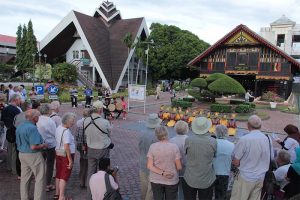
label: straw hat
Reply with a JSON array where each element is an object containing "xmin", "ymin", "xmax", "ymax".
[
  {"xmin": 92, "ymin": 100, "xmax": 104, "ymax": 109},
  {"xmin": 192, "ymin": 117, "xmax": 212, "ymax": 135},
  {"xmin": 146, "ymin": 113, "xmax": 162, "ymax": 128}
]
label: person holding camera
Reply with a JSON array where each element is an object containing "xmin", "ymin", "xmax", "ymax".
[
  {"xmin": 89, "ymin": 158, "xmax": 119, "ymax": 200},
  {"xmin": 83, "ymin": 101, "xmax": 113, "ymax": 200}
]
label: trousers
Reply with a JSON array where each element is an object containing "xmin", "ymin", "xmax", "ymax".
[{"xmin": 140, "ymin": 170, "xmax": 154, "ymax": 200}]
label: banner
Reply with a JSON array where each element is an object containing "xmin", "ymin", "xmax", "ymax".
[{"xmin": 128, "ymin": 84, "xmax": 146, "ymax": 101}]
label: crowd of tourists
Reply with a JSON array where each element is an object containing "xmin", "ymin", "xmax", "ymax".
[
  {"xmin": 139, "ymin": 113, "xmax": 300, "ymax": 200},
  {"xmin": 0, "ymin": 83, "xmax": 299, "ymax": 200}
]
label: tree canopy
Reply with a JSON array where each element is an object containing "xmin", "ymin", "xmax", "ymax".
[
  {"xmin": 52, "ymin": 62, "xmax": 77, "ymax": 84},
  {"xmin": 148, "ymin": 23, "xmax": 210, "ymax": 81}
]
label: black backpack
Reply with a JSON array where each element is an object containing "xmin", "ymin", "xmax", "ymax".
[{"xmin": 103, "ymin": 173, "xmax": 122, "ymax": 200}]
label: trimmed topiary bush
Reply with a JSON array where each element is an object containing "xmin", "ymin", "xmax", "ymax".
[
  {"xmin": 243, "ymin": 102, "xmax": 256, "ymax": 109},
  {"xmin": 187, "ymin": 89, "xmax": 201, "ymax": 100},
  {"xmin": 210, "ymin": 104, "xmax": 232, "ymax": 113},
  {"xmin": 235, "ymin": 104, "xmax": 251, "ymax": 113},
  {"xmin": 208, "ymin": 77, "xmax": 246, "ymax": 95},
  {"xmin": 190, "ymin": 78, "xmax": 207, "ymax": 88},
  {"xmin": 171, "ymin": 99, "xmax": 192, "ymax": 109},
  {"xmin": 206, "ymin": 73, "xmax": 228, "ymax": 83}
]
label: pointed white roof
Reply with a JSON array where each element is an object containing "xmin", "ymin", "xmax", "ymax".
[{"xmin": 271, "ymin": 15, "xmax": 295, "ymax": 26}]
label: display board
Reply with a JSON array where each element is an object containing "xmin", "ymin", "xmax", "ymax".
[{"xmin": 128, "ymin": 84, "xmax": 146, "ymax": 101}]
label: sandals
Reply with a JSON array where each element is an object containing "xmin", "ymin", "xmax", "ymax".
[{"xmin": 46, "ymin": 185, "xmax": 56, "ymax": 192}]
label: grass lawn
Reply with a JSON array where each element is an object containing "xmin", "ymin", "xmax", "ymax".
[
  {"xmin": 256, "ymin": 104, "xmax": 299, "ymax": 114},
  {"xmin": 236, "ymin": 111, "xmax": 269, "ymax": 121}
]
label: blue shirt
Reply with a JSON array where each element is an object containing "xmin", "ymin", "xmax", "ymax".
[
  {"xmin": 84, "ymin": 89, "xmax": 93, "ymax": 96},
  {"xmin": 16, "ymin": 121, "xmax": 43, "ymax": 153},
  {"xmin": 213, "ymin": 139, "xmax": 234, "ymax": 176}
]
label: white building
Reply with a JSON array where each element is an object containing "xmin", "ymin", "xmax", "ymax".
[{"xmin": 260, "ymin": 15, "xmax": 300, "ymax": 60}]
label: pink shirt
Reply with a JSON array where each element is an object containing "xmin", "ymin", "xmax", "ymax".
[
  {"xmin": 147, "ymin": 141, "xmax": 181, "ymax": 185},
  {"xmin": 89, "ymin": 171, "xmax": 118, "ymax": 200}
]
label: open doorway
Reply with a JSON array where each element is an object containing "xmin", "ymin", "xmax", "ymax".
[{"xmin": 229, "ymin": 74, "xmax": 256, "ymax": 93}]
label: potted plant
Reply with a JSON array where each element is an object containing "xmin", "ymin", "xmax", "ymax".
[{"xmin": 262, "ymin": 91, "xmax": 284, "ymax": 109}]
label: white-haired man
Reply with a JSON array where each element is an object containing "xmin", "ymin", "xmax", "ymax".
[
  {"xmin": 83, "ymin": 100, "xmax": 112, "ymax": 200},
  {"xmin": 231, "ymin": 115, "xmax": 273, "ymax": 200}
]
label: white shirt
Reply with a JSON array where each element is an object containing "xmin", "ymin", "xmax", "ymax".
[
  {"xmin": 55, "ymin": 125, "xmax": 76, "ymax": 154},
  {"xmin": 37, "ymin": 115, "xmax": 57, "ymax": 148},
  {"xmin": 273, "ymin": 164, "xmax": 291, "ymax": 189},
  {"xmin": 89, "ymin": 171, "xmax": 118, "ymax": 200},
  {"xmin": 283, "ymin": 138, "xmax": 299, "ymax": 162},
  {"xmin": 233, "ymin": 130, "xmax": 273, "ymax": 182},
  {"xmin": 170, "ymin": 134, "xmax": 188, "ymax": 176},
  {"xmin": 213, "ymin": 139, "xmax": 234, "ymax": 176},
  {"xmin": 8, "ymin": 89, "xmax": 16, "ymax": 101}
]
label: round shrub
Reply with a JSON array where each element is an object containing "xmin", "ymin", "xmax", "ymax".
[
  {"xmin": 206, "ymin": 73, "xmax": 228, "ymax": 83},
  {"xmin": 190, "ymin": 78, "xmax": 207, "ymax": 88},
  {"xmin": 208, "ymin": 77, "xmax": 246, "ymax": 94}
]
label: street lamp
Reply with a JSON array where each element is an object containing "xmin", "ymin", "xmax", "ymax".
[
  {"xmin": 142, "ymin": 39, "xmax": 154, "ymax": 89},
  {"xmin": 32, "ymin": 53, "xmax": 36, "ymax": 86},
  {"xmin": 43, "ymin": 54, "xmax": 47, "ymax": 65}
]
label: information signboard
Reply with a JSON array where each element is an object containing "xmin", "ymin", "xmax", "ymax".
[{"xmin": 128, "ymin": 84, "xmax": 146, "ymax": 101}]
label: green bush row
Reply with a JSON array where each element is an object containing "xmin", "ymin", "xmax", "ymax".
[
  {"xmin": 210, "ymin": 104, "xmax": 232, "ymax": 113},
  {"xmin": 182, "ymin": 97, "xmax": 195, "ymax": 102},
  {"xmin": 235, "ymin": 104, "xmax": 251, "ymax": 113},
  {"xmin": 171, "ymin": 100, "xmax": 192, "ymax": 109}
]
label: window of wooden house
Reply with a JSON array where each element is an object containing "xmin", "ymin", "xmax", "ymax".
[
  {"xmin": 237, "ymin": 52, "xmax": 248, "ymax": 66},
  {"xmin": 200, "ymin": 62, "xmax": 208, "ymax": 71},
  {"xmin": 226, "ymin": 52, "xmax": 236, "ymax": 69},
  {"xmin": 260, "ymin": 63, "xmax": 272, "ymax": 71},
  {"xmin": 277, "ymin": 34, "xmax": 285, "ymax": 47},
  {"xmin": 248, "ymin": 52, "xmax": 259, "ymax": 70}
]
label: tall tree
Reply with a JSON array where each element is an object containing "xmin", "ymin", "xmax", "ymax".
[
  {"xmin": 25, "ymin": 20, "xmax": 37, "ymax": 72},
  {"xmin": 16, "ymin": 25, "xmax": 23, "ymax": 71},
  {"xmin": 20, "ymin": 24, "xmax": 28, "ymax": 78},
  {"xmin": 148, "ymin": 23, "xmax": 210, "ymax": 81},
  {"xmin": 122, "ymin": 32, "xmax": 133, "ymax": 85}
]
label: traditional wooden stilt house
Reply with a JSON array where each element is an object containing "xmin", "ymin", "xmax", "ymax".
[{"xmin": 188, "ymin": 24, "xmax": 300, "ymax": 99}]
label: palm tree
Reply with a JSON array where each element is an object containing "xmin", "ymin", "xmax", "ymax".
[{"xmin": 122, "ymin": 33, "xmax": 133, "ymax": 85}]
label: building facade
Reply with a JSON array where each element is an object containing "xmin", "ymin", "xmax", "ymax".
[
  {"xmin": 40, "ymin": 1, "xmax": 149, "ymax": 92},
  {"xmin": 0, "ymin": 34, "xmax": 16, "ymax": 64},
  {"xmin": 260, "ymin": 15, "xmax": 300, "ymax": 60},
  {"xmin": 189, "ymin": 24, "xmax": 300, "ymax": 99}
]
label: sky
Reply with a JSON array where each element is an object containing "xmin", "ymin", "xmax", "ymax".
[{"xmin": 1, "ymin": 0, "xmax": 300, "ymax": 44}]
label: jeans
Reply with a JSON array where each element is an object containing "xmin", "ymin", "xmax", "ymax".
[
  {"xmin": 151, "ymin": 182, "xmax": 178, "ymax": 200},
  {"xmin": 182, "ymin": 178, "xmax": 214, "ymax": 200}
]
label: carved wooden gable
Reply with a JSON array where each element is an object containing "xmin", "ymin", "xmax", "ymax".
[{"xmin": 225, "ymin": 31, "xmax": 258, "ymax": 45}]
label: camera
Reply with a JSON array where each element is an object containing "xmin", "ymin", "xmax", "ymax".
[{"xmin": 107, "ymin": 166, "xmax": 119, "ymax": 175}]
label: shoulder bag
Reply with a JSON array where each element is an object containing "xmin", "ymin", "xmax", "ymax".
[
  {"xmin": 103, "ymin": 173, "xmax": 122, "ymax": 200},
  {"xmin": 262, "ymin": 134, "xmax": 277, "ymax": 198},
  {"xmin": 56, "ymin": 129, "xmax": 68, "ymax": 157}
]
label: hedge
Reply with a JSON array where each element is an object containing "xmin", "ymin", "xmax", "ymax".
[
  {"xmin": 182, "ymin": 97, "xmax": 195, "ymax": 102},
  {"xmin": 230, "ymin": 99, "xmax": 245, "ymax": 105},
  {"xmin": 243, "ymin": 102, "xmax": 256, "ymax": 109},
  {"xmin": 235, "ymin": 104, "xmax": 251, "ymax": 113},
  {"xmin": 171, "ymin": 99, "xmax": 192, "ymax": 109},
  {"xmin": 210, "ymin": 104, "xmax": 232, "ymax": 113}
]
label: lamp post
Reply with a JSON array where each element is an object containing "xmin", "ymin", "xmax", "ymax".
[
  {"xmin": 43, "ymin": 54, "xmax": 47, "ymax": 80},
  {"xmin": 32, "ymin": 53, "xmax": 36, "ymax": 86},
  {"xmin": 43, "ymin": 54, "xmax": 47, "ymax": 65}
]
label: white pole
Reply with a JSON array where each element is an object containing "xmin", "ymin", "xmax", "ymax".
[
  {"xmin": 127, "ymin": 49, "xmax": 130, "ymax": 112},
  {"xmin": 144, "ymin": 44, "xmax": 149, "ymax": 114}
]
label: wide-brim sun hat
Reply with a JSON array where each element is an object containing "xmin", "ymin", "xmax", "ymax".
[
  {"xmin": 146, "ymin": 113, "xmax": 162, "ymax": 128},
  {"xmin": 192, "ymin": 117, "xmax": 212, "ymax": 135},
  {"xmin": 92, "ymin": 100, "xmax": 104, "ymax": 109}
]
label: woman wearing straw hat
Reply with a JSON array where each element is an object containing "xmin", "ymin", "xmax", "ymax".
[{"xmin": 183, "ymin": 117, "xmax": 217, "ymax": 200}]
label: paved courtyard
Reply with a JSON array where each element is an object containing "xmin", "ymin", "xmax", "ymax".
[{"xmin": 0, "ymin": 92, "xmax": 299, "ymax": 200}]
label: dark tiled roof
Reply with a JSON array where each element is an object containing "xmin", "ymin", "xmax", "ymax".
[{"xmin": 188, "ymin": 24, "xmax": 300, "ymax": 70}]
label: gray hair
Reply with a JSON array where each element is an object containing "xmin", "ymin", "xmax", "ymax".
[
  {"xmin": 61, "ymin": 112, "xmax": 76, "ymax": 125},
  {"xmin": 50, "ymin": 101, "xmax": 60, "ymax": 110},
  {"xmin": 215, "ymin": 124, "xmax": 228, "ymax": 138},
  {"xmin": 39, "ymin": 104, "xmax": 50, "ymax": 115},
  {"xmin": 9, "ymin": 94, "xmax": 21, "ymax": 103},
  {"xmin": 25, "ymin": 109, "xmax": 41, "ymax": 120},
  {"xmin": 155, "ymin": 126, "xmax": 169, "ymax": 141},
  {"xmin": 277, "ymin": 150, "xmax": 291, "ymax": 165},
  {"xmin": 82, "ymin": 108, "xmax": 91, "ymax": 118},
  {"xmin": 174, "ymin": 120, "xmax": 189, "ymax": 135},
  {"xmin": 248, "ymin": 115, "xmax": 262, "ymax": 129}
]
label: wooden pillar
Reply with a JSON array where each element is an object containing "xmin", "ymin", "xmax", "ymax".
[{"xmin": 254, "ymin": 77, "xmax": 258, "ymax": 97}]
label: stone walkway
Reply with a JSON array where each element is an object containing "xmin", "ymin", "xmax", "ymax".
[{"xmin": 0, "ymin": 92, "xmax": 299, "ymax": 200}]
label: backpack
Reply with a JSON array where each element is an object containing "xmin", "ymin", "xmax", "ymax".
[{"xmin": 103, "ymin": 173, "xmax": 122, "ymax": 200}]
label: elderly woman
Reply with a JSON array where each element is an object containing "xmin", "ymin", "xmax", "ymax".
[
  {"xmin": 50, "ymin": 101, "xmax": 62, "ymax": 127},
  {"xmin": 213, "ymin": 125, "xmax": 234, "ymax": 200},
  {"xmin": 170, "ymin": 120, "xmax": 189, "ymax": 200},
  {"xmin": 54, "ymin": 112, "xmax": 76, "ymax": 200},
  {"xmin": 147, "ymin": 126, "xmax": 182, "ymax": 200},
  {"xmin": 75, "ymin": 108, "xmax": 90, "ymax": 188}
]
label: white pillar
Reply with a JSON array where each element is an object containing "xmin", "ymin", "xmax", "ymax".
[{"xmin": 92, "ymin": 64, "xmax": 95, "ymax": 83}]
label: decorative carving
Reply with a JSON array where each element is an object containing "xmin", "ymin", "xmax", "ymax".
[{"xmin": 226, "ymin": 31, "xmax": 258, "ymax": 45}]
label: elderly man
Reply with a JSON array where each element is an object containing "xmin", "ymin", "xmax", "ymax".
[
  {"xmin": 183, "ymin": 117, "xmax": 217, "ymax": 200},
  {"xmin": 273, "ymin": 150, "xmax": 291, "ymax": 190},
  {"xmin": 1, "ymin": 94, "xmax": 22, "ymax": 175},
  {"xmin": 231, "ymin": 115, "xmax": 273, "ymax": 200},
  {"xmin": 139, "ymin": 113, "xmax": 161, "ymax": 200},
  {"xmin": 16, "ymin": 109, "xmax": 48, "ymax": 200},
  {"xmin": 83, "ymin": 100, "xmax": 112, "ymax": 199},
  {"xmin": 36, "ymin": 104, "xmax": 57, "ymax": 191},
  {"xmin": 49, "ymin": 101, "xmax": 62, "ymax": 127}
]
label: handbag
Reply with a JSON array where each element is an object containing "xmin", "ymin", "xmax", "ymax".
[
  {"xmin": 262, "ymin": 134, "xmax": 277, "ymax": 197},
  {"xmin": 56, "ymin": 129, "xmax": 68, "ymax": 157},
  {"xmin": 103, "ymin": 173, "xmax": 122, "ymax": 200}
]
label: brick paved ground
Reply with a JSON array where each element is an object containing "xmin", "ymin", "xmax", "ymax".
[{"xmin": 0, "ymin": 92, "xmax": 299, "ymax": 200}]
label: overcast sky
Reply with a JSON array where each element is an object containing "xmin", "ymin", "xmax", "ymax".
[{"xmin": 1, "ymin": 0, "xmax": 300, "ymax": 44}]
